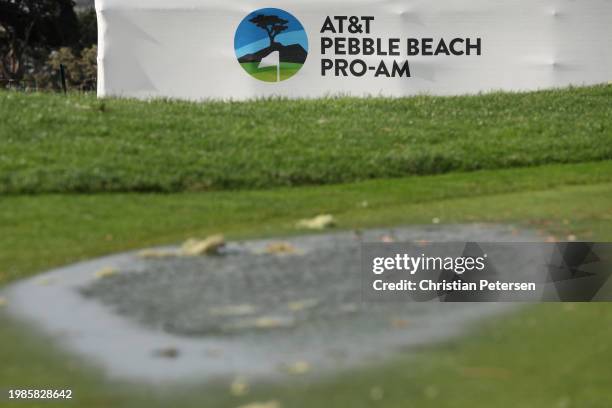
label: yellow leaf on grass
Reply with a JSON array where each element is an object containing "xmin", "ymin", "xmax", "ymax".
[
  {"xmin": 284, "ymin": 361, "xmax": 310, "ymax": 375},
  {"xmin": 230, "ymin": 377, "xmax": 250, "ymax": 397},
  {"xmin": 181, "ymin": 235, "xmax": 225, "ymax": 256},
  {"xmin": 370, "ymin": 386, "xmax": 384, "ymax": 401},
  {"xmin": 296, "ymin": 215, "xmax": 336, "ymax": 230}
]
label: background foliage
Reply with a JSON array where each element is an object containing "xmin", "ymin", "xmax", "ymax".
[{"xmin": 0, "ymin": 0, "xmax": 96, "ymax": 90}]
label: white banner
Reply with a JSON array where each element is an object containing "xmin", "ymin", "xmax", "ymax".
[{"xmin": 95, "ymin": 0, "xmax": 612, "ymax": 100}]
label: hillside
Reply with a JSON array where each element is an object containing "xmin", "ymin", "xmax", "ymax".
[
  {"xmin": 238, "ymin": 43, "xmax": 308, "ymax": 64},
  {"xmin": 1, "ymin": 85, "xmax": 611, "ymax": 194}
]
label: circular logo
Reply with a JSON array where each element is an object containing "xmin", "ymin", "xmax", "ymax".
[{"xmin": 234, "ymin": 8, "xmax": 308, "ymax": 82}]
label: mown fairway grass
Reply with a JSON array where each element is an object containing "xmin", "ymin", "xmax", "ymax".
[
  {"xmin": 0, "ymin": 85, "xmax": 611, "ymax": 194},
  {"xmin": 0, "ymin": 87, "xmax": 611, "ymax": 407},
  {"xmin": 2, "ymin": 161, "xmax": 612, "ymax": 285}
]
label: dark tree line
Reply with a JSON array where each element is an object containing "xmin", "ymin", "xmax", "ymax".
[{"xmin": 0, "ymin": 0, "xmax": 97, "ymax": 86}]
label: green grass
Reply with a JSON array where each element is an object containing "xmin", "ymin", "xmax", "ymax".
[
  {"xmin": 1, "ymin": 86, "xmax": 611, "ymax": 407},
  {"xmin": 0, "ymin": 85, "xmax": 611, "ymax": 194},
  {"xmin": 240, "ymin": 62, "xmax": 304, "ymax": 82},
  {"xmin": 2, "ymin": 161, "xmax": 612, "ymax": 285},
  {"xmin": 1, "ymin": 162, "xmax": 611, "ymax": 407}
]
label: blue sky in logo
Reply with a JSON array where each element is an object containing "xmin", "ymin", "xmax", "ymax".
[{"xmin": 234, "ymin": 8, "xmax": 308, "ymax": 58}]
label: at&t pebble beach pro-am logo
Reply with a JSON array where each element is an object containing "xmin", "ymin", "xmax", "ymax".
[{"xmin": 234, "ymin": 8, "xmax": 308, "ymax": 82}]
